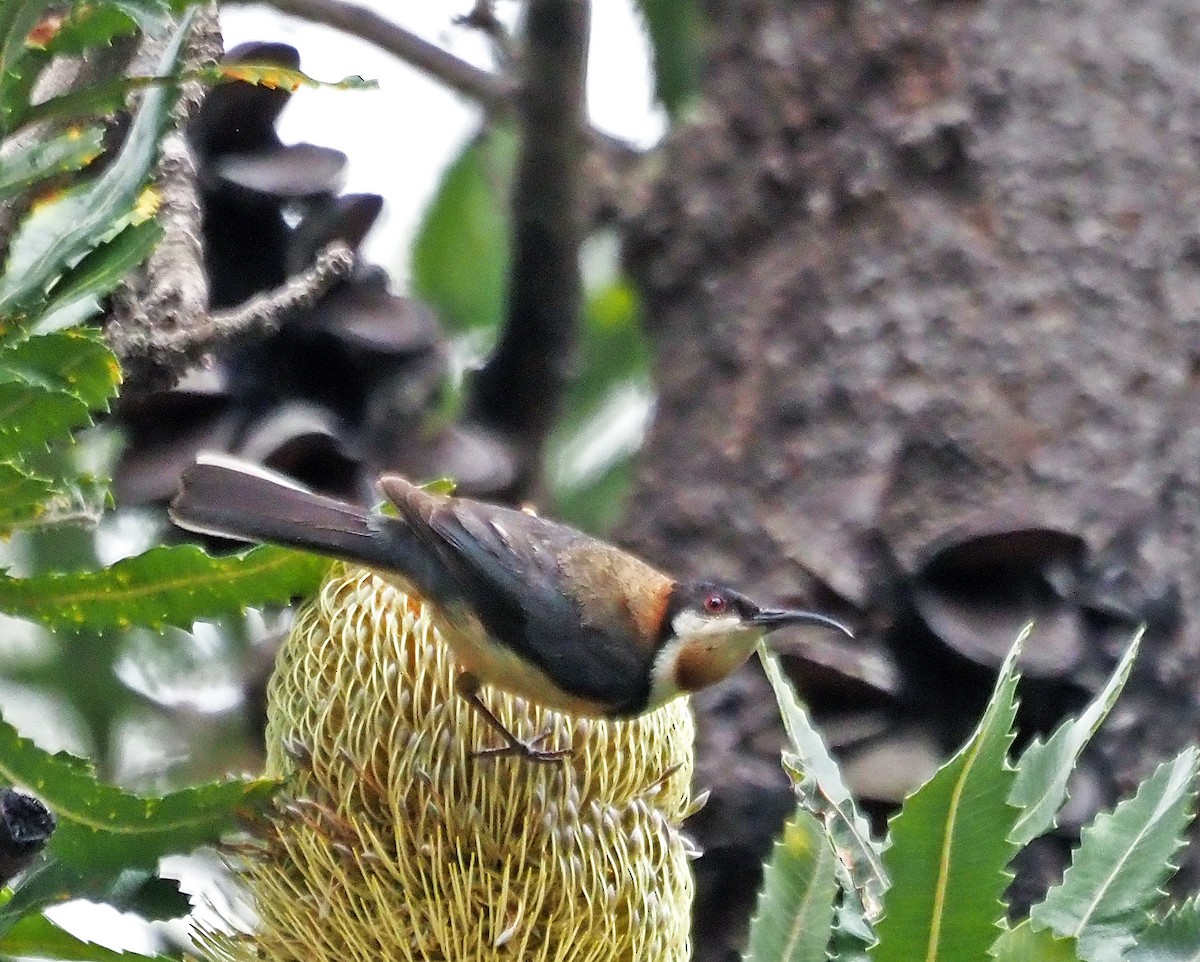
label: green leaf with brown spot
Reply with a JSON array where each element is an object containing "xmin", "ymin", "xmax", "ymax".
[
  {"xmin": 0, "ymin": 13, "xmax": 190, "ymax": 313},
  {"xmin": 0, "ymin": 329, "xmax": 122, "ymax": 409},
  {"xmin": 0, "ymin": 381, "xmax": 91, "ymax": 459},
  {"xmin": 0, "ymin": 127, "xmax": 104, "ymax": 202},
  {"xmin": 0, "ymin": 0, "xmax": 53, "ymax": 132},
  {"xmin": 0, "ymin": 460, "xmax": 53, "ymax": 530}
]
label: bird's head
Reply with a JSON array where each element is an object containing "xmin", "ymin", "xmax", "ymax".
[{"xmin": 648, "ymin": 580, "xmax": 851, "ymax": 707}]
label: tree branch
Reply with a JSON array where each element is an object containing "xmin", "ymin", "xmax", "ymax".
[
  {"xmin": 466, "ymin": 0, "xmax": 590, "ymax": 497},
  {"xmin": 224, "ymin": 0, "xmax": 514, "ymax": 110},
  {"xmin": 110, "ymin": 241, "xmax": 355, "ymax": 388}
]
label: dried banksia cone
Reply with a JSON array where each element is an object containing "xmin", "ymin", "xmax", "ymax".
[{"xmin": 200, "ymin": 564, "xmax": 698, "ymax": 962}]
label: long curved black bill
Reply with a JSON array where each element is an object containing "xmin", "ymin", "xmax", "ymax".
[{"xmin": 752, "ymin": 608, "xmax": 854, "ymax": 639}]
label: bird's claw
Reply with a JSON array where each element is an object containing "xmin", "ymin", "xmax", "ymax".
[{"xmin": 473, "ymin": 725, "xmax": 571, "ymax": 763}]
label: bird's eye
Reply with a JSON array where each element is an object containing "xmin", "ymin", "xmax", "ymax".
[{"xmin": 704, "ymin": 593, "xmax": 727, "ymax": 614}]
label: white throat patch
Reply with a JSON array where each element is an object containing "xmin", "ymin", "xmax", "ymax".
[
  {"xmin": 671, "ymin": 608, "xmax": 741, "ymax": 639},
  {"xmin": 646, "ymin": 609, "xmax": 763, "ymax": 709}
]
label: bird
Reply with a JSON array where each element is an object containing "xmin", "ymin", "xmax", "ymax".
[{"xmin": 170, "ymin": 454, "xmax": 852, "ymax": 761}]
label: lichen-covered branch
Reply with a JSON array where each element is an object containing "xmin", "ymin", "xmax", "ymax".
[
  {"xmin": 109, "ymin": 241, "xmax": 354, "ymax": 388},
  {"xmin": 102, "ymin": 5, "xmax": 222, "ymax": 389}
]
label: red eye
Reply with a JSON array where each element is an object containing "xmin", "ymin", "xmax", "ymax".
[{"xmin": 704, "ymin": 593, "xmax": 727, "ymax": 614}]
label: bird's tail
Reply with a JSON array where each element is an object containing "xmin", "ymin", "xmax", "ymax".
[{"xmin": 169, "ymin": 454, "xmax": 401, "ymax": 570}]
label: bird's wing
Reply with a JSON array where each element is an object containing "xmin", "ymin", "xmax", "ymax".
[
  {"xmin": 430, "ymin": 499, "xmax": 655, "ymax": 708},
  {"xmin": 379, "ymin": 475, "xmax": 658, "ymax": 708},
  {"xmin": 431, "ymin": 501, "xmax": 584, "ymax": 626}
]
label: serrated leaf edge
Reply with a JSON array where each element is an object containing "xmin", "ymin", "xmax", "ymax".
[
  {"xmin": 1049, "ymin": 747, "xmax": 1200, "ymax": 944},
  {"xmin": 1009, "ymin": 629, "xmax": 1142, "ymax": 847},
  {"xmin": 925, "ymin": 634, "xmax": 1024, "ymax": 959},
  {"xmin": 744, "ymin": 807, "xmax": 839, "ymax": 962},
  {"xmin": 758, "ymin": 643, "xmax": 889, "ymax": 912}
]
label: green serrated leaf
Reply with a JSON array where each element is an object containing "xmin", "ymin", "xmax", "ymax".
[
  {"xmin": 634, "ymin": 0, "xmax": 702, "ymax": 118},
  {"xmin": 1125, "ymin": 898, "xmax": 1200, "ymax": 962},
  {"xmin": 15, "ymin": 57, "xmax": 373, "ymax": 136},
  {"xmin": 207, "ymin": 59, "xmax": 375, "ymax": 91},
  {"xmin": 744, "ymin": 806, "xmax": 838, "ymax": 962},
  {"xmin": 0, "ymin": 12, "xmax": 191, "ymax": 316},
  {"xmin": 13, "ymin": 75, "xmax": 146, "ymax": 133},
  {"xmin": 18, "ymin": 0, "xmax": 172, "ymax": 60},
  {"xmin": 1031, "ymin": 748, "xmax": 1200, "ymax": 962},
  {"xmin": 869, "ymin": 634, "xmax": 1024, "ymax": 962},
  {"xmin": 0, "ymin": 912, "xmax": 176, "ymax": 961},
  {"xmin": 0, "ymin": 51, "xmax": 48, "ymax": 137},
  {"xmin": 0, "ymin": 329, "xmax": 122, "ymax": 409},
  {"xmin": 758, "ymin": 644, "xmax": 888, "ymax": 927},
  {"xmin": 0, "ymin": 381, "xmax": 91, "ymax": 459},
  {"xmin": 0, "ymin": 460, "xmax": 53, "ymax": 530},
  {"xmin": 0, "ymin": 0, "xmax": 52, "ymax": 125},
  {"xmin": 0, "ymin": 712, "xmax": 278, "ymax": 885},
  {"xmin": 107, "ymin": 0, "xmax": 173, "ymax": 32},
  {"xmin": 1010, "ymin": 631, "xmax": 1141, "ymax": 847},
  {"xmin": 0, "ymin": 329, "xmax": 121, "ymax": 459},
  {"xmin": 31, "ymin": 6, "xmax": 137, "ymax": 58},
  {"xmin": 410, "ymin": 125, "xmax": 517, "ymax": 335},
  {"xmin": 0, "ymin": 127, "xmax": 105, "ymax": 203},
  {"xmin": 14, "ymin": 472, "xmax": 111, "ymax": 528},
  {"xmin": 35, "ymin": 219, "xmax": 163, "ymax": 332},
  {"xmin": 830, "ymin": 924, "xmax": 872, "ymax": 962},
  {"xmin": 0, "ymin": 543, "xmax": 328, "ymax": 632},
  {"xmin": 991, "ymin": 920, "xmax": 1081, "ymax": 962}
]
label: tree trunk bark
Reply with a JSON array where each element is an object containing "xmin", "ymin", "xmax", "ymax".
[{"xmin": 620, "ymin": 0, "xmax": 1200, "ymax": 957}]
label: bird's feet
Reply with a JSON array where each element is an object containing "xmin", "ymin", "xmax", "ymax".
[
  {"xmin": 472, "ymin": 727, "xmax": 572, "ymax": 764},
  {"xmin": 456, "ymin": 672, "xmax": 572, "ymax": 764}
]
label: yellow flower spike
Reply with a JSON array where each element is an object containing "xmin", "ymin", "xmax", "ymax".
[{"xmin": 198, "ymin": 564, "xmax": 697, "ymax": 962}]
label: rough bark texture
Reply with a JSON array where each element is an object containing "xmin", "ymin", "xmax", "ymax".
[{"xmin": 619, "ymin": 0, "xmax": 1200, "ymax": 958}]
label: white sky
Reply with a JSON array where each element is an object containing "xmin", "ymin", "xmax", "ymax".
[{"xmin": 221, "ymin": 1, "xmax": 666, "ymax": 275}]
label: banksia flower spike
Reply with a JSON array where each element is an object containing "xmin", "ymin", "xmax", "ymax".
[{"xmin": 199, "ymin": 564, "xmax": 698, "ymax": 962}]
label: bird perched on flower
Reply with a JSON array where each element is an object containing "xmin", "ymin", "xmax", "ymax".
[{"xmin": 171, "ymin": 454, "xmax": 850, "ymax": 759}]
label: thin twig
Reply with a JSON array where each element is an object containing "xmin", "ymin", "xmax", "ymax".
[
  {"xmin": 466, "ymin": 0, "xmax": 591, "ymax": 498},
  {"xmin": 453, "ymin": 0, "xmax": 517, "ymax": 67},
  {"xmin": 207, "ymin": 241, "xmax": 354, "ymax": 334},
  {"xmin": 109, "ymin": 241, "xmax": 355, "ymax": 386},
  {"xmin": 223, "ymin": 0, "xmax": 514, "ymax": 110}
]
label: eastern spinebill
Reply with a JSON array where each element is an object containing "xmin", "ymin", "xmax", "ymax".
[{"xmin": 170, "ymin": 455, "xmax": 851, "ymax": 761}]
